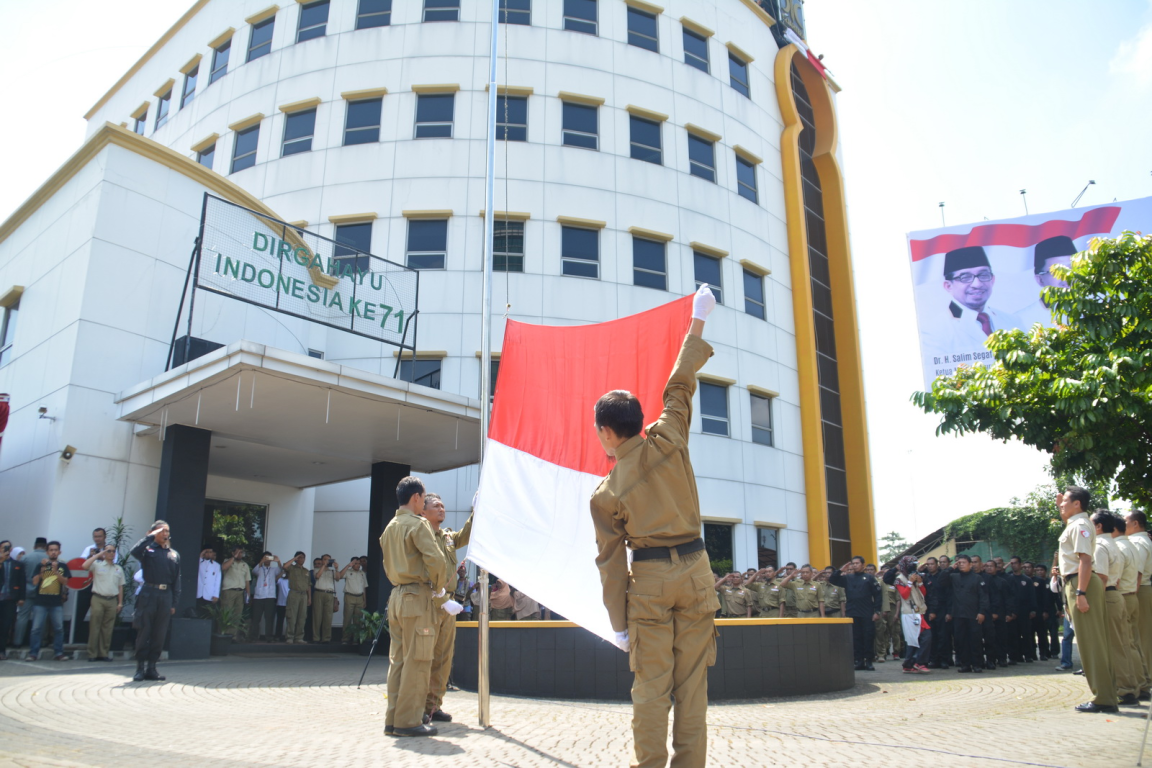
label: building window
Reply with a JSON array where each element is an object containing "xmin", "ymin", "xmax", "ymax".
[
  {"xmin": 683, "ymin": 27, "xmax": 709, "ymax": 73},
  {"xmin": 561, "ymin": 226, "xmax": 598, "ymax": 278},
  {"xmin": 415, "ymin": 94, "xmax": 454, "ymax": 138},
  {"xmin": 632, "ymin": 237, "xmax": 666, "ymax": 291},
  {"xmin": 357, "ymin": 0, "xmax": 392, "ymax": 28},
  {"xmin": 209, "ymin": 39, "xmax": 230, "ymax": 84},
  {"xmin": 282, "ymin": 109, "xmax": 316, "ymax": 156},
  {"xmin": 562, "ymin": 102, "xmax": 597, "ymax": 150},
  {"xmin": 231, "ymin": 124, "xmax": 260, "ymax": 173},
  {"xmin": 334, "ymin": 222, "xmax": 373, "ymax": 273},
  {"xmin": 693, "ymin": 252, "xmax": 722, "ymax": 304},
  {"xmin": 197, "ymin": 143, "xmax": 215, "ymax": 169},
  {"xmin": 750, "ymin": 392, "xmax": 774, "ymax": 446},
  {"xmin": 407, "ymin": 219, "xmax": 448, "ymax": 269},
  {"xmin": 297, "ymin": 0, "xmax": 330, "ymax": 42},
  {"xmin": 345, "ymin": 98, "xmax": 382, "ymax": 145},
  {"xmin": 307, "ymin": 349, "xmax": 324, "ymax": 359},
  {"xmin": 627, "ymin": 6, "xmax": 658, "ymax": 53},
  {"xmin": 704, "ymin": 522, "xmax": 734, "ymax": 571},
  {"xmin": 736, "ymin": 154, "xmax": 758, "ymax": 203},
  {"xmin": 424, "ymin": 0, "xmax": 460, "ymax": 22},
  {"xmin": 563, "ymin": 0, "xmax": 596, "ymax": 35},
  {"xmin": 133, "ymin": 110, "xmax": 147, "ymax": 135},
  {"xmin": 500, "ymin": 0, "xmax": 530, "ymax": 24},
  {"xmin": 180, "ymin": 66, "xmax": 198, "ymax": 108},
  {"xmin": 729, "ymin": 53, "xmax": 750, "ymax": 98},
  {"xmin": 155, "ymin": 90, "xmax": 171, "ymax": 129},
  {"xmin": 688, "ymin": 133, "xmax": 716, "ymax": 182},
  {"xmin": 700, "ymin": 382, "xmax": 729, "ymax": 436},
  {"xmin": 496, "ymin": 96, "xmax": 527, "ymax": 141},
  {"xmin": 0, "ymin": 300, "xmax": 17, "ymax": 367},
  {"xmin": 629, "ymin": 116, "xmax": 661, "ymax": 165},
  {"xmin": 493, "ymin": 220, "xmax": 524, "ymax": 272},
  {"xmin": 743, "ymin": 268, "xmax": 765, "ymax": 319},
  {"xmin": 485, "ymin": 359, "xmax": 500, "ymax": 402},
  {"xmin": 399, "ymin": 359, "xmax": 442, "ymax": 389},
  {"xmin": 756, "ymin": 527, "xmax": 779, "ymax": 569},
  {"xmin": 248, "ymin": 16, "xmax": 275, "ymax": 62}
]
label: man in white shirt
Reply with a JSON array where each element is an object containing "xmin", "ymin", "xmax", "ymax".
[
  {"xmin": 312, "ymin": 555, "xmax": 338, "ymax": 643},
  {"xmin": 196, "ymin": 548, "xmax": 221, "ymax": 615},
  {"xmin": 82, "ymin": 544, "xmax": 123, "ymax": 661},
  {"xmin": 275, "ymin": 570, "xmax": 290, "ymax": 641},
  {"xmin": 1017, "ymin": 235, "xmax": 1075, "ymax": 330},
  {"xmin": 250, "ymin": 552, "xmax": 282, "ymax": 642},
  {"xmin": 79, "ymin": 528, "xmax": 108, "ymax": 559},
  {"xmin": 338, "ymin": 558, "xmax": 368, "ymax": 644},
  {"xmin": 77, "ymin": 528, "xmax": 109, "ymax": 645}
]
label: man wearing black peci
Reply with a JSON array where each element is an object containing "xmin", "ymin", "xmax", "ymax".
[
  {"xmin": 130, "ymin": 520, "xmax": 181, "ymax": 682},
  {"xmin": 948, "ymin": 554, "xmax": 990, "ymax": 673},
  {"xmin": 829, "ymin": 556, "xmax": 882, "ymax": 671}
]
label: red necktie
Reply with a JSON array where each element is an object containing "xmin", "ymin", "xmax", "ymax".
[{"xmin": 977, "ymin": 312, "xmax": 992, "ymax": 336}]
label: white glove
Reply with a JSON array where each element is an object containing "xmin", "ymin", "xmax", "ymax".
[
  {"xmin": 614, "ymin": 630, "xmax": 630, "ymax": 652},
  {"xmin": 692, "ymin": 284, "xmax": 716, "ymax": 321},
  {"xmin": 472, "ymin": 489, "xmax": 479, "ymax": 510},
  {"xmin": 434, "ymin": 588, "xmax": 446, "ymax": 599},
  {"xmin": 441, "ymin": 599, "xmax": 464, "ymax": 616}
]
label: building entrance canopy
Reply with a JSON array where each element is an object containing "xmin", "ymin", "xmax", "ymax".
[{"xmin": 116, "ymin": 341, "xmax": 481, "ymax": 487}]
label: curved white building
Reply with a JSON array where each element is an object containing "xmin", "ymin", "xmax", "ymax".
[{"xmin": 0, "ymin": 0, "xmax": 874, "ymax": 625}]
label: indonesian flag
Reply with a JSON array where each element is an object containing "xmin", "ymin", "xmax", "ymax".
[
  {"xmin": 0, "ymin": 393, "xmax": 9, "ymax": 451},
  {"xmin": 467, "ymin": 297, "xmax": 693, "ymax": 645},
  {"xmin": 783, "ymin": 28, "xmax": 828, "ymax": 79}
]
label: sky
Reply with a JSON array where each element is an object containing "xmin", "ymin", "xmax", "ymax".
[{"xmin": 1, "ymin": 0, "xmax": 1150, "ymax": 544}]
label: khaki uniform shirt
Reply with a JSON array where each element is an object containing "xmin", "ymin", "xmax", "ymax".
[
  {"xmin": 822, "ymin": 582, "xmax": 844, "ymax": 611},
  {"xmin": 746, "ymin": 581, "xmax": 767, "ymax": 612},
  {"xmin": 314, "ymin": 568, "xmax": 336, "ymax": 591},
  {"xmin": 436, "ymin": 512, "xmax": 473, "ymax": 595},
  {"xmin": 1095, "ymin": 534, "xmax": 1123, "ymax": 587},
  {"xmin": 343, "ymin": 569, "xmax": 368, "ymax": 596},
  {"xmin": 90, "ymin": 559, "xmax": 124, "ymax": 598},
  {"xmin": 221, "ymin": 561, "xmax": 251, "ymax": 591},
  {"xmin": 380, "ymin": 508, "xmax": 448, "ymax": 590},
  {"xmin": 720, "ymin": 586, "xmax": 754, "ymax": 617},
  {"xmin": 1058, "ymin": 512, "xmax": 1095, "ymax": 577},
  {"xmin": 879, "ymin": 581, "xmax": 893, "ymax": 613},
  {"xmin": 284, "ymin": 562, "xmax": 311, "ymax": 592},
  {"xmin": 590, "ymin": 334, "xmax": 714, "ymax": 632},
  {"xmin": 1114, "ymin": 535, "xmax": 1140, "ymax": 593},
  {"xmin": 787, "ymin": 579, "xmax": 824, "ymax": 613},
  {"xmin": 759, "ymin": 580, "xmax": 785, "ymax": 612},
  {"xmin": 1129, "ymin": 531, "xmax": 1152, "ymax": 586}
]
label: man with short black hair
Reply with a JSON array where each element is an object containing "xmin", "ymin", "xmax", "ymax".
[
  {"xmin": 948, "ymin": 555, "xmax": 988, "ymax": 673},
  {"xmin": 829, "ymin": 556, "xmax": 882, "ymax": 671},
  {"xmin": 130, "ymin": 521, "xmax": 180, "ymax": 681},
  {"xmin": 28, "ymin": 541, "xmax": 72, "ymax": 661},
  {"xmin": 920, "ymin": 557, "xmax": 949, "ymax": 669},
  {"xmin": 925, "ymin": 246, "xmax": 1021, "ymax": 350},
  {"xmin": 196, "ymin": 547, "xmax": 221, "ymax": 615},
  {"xmin": 282, "ymin": 551, "xmax": 310, "ymax": 644},
  {"xmin": 220, "ymin": 548, "xmax": 250, "ymax": 639},
  {"xmin": 419, "ymin": 490, "xmax": 471, "ymax": 723},
  {"xmin": 1007, "ymin": 555, "xmax": 1036, "ymax": 663},
  {"xmin": 1126, "ymin": 510, "xmax": 1152, "ymax": 700},
  {"xmin": 82, "ymin": 544, "xmax": 123, "ymax": 661},
  {"xmin": 1095, "ymin": 510, "xmax": 1141, "ymax": 705},
  {"xmin": 250, "ymin": 552, "xmax": 281, "ymax": 642}
]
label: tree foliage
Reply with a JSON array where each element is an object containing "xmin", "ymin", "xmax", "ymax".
[
  {"xmin": 878, "ymin": 531, "xmax": 911, "ymax": 563},
  {"xmin": 912, "ymin": 232, "xmax": 1152, "ymax": 509}
]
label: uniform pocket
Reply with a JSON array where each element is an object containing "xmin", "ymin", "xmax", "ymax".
[
  {"xmin": 629, "ymin": 578, "xmax": 662, "ymax": 597},
  {"xmin": 706, "ymin": 625, "xmax": 719, "ymax": 667},
  {"xmin": 694, "ymin": 574, "xmax": 721, "ymax": 616},
  {"xmin": 401, "ymin": 592, "xmax": 427, "ymax": 619},
  {"xmin": 628, "ymin": 621, "xmax": 640, "ymax": 672},
  {"xmin": 414, "ymin": 627, "xmax": 435, "ymax": 661}
]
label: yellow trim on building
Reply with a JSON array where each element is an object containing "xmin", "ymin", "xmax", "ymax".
[
  {"xmin": 228, "ymin": 113, "xmax": 265, "ymax": 132},
  {"xmin": 556, "ymin": 216, "xmax": 606, "ymax": 229},
  {"xmin": 479, "ymin": 210, "xmax": 531, "ymax": 221},
  {"xmin": 179, "ymin": 54, "xmax": 203, "ymax": 75},
  {"xmin": 245, "ymin": 5, "xmax": 281, "ymax": 25},
  {"xmin": 726, "ymin": 41, "xmax": 755, "ymax": 64},
  {"xmin": 734, "ymin": 0, "xmax": 776, "ymax": 28},
  {"xmin": 190, "ymin": 133, "xmax": 220, "ymax": 153},
  {"xmin": 130, "ymin": 101, "xmax": 150, "ymax": 120},
  {"xmin": 391, "ymin": 350, "xmax": 448, "ymax": 359},
  {"xmin": 557, "ymin": 91, "xmax": 605, "ymax": 106},
  {"xmin": 689, "ymin": 241, "xmax": 728, "ymax": 258},
  {"xmin": 412, "ymin": 84, "xmax": 461, "ymax": 94},
  {"xmin": 279, "ymin": 97, "xmax": 321, "ymax": 114},
  {"xmin": 739, "ymin": 257, "xmax": 771, "ymax": 276},
  {"xmin": 474, "ymin": 351, "xmax": 502, "ymax": 359},
  {"xmin": 697, "ymin": 372, "xmax": 736, "ymax": 386},
  {"xmin": 685, "ymin": 123, "xmax": 722, "ymax": 143},
  {"xmin": 678, "ymin": 17, "xmax": 715, "ymax": 37},
  {"xmin": 747, "ymin": 384, "xmax": 780, "ymax": 399},
  {"xmin": 341, "ymin": 87, "xmax": 389, "ymax": 101},
  {"xmin": 0, "ymin": 286, "xmax": 24, "ymax": 308},
  {"xmin": 153, "ymin": 79, "xmax": 175, "ymax": 98},
  {"xmin": 716, "ymin": 617, "xmax": 852, "ymax": 626},
  {"xmin": 625, "ymin": 105, "xmax": 669, "ymax": 123},
  {"xmin": 484, "ymin": 84, "xmax": 534, "ymax": 97},
  {"xmin": 328, "ymin": 213, "xmax": 378, "ymax": 224},
  {"xmin": 287, "ymin": 220, "xmax": 309, "ymax": 229},
  {"xmin": 403, "ymin": 209, "xmax": 453, "ymax": 219},
  {"xmin": 774, "ymin": 45, "xmax": 876, "ymax": 566},
  {"xmin": 627, "ymin": 226, "xmax": 674, "ymax": 242},
  {"xmin": 624, "ymin": 0, "xmax": 664, "ymax": 15},
  {"xmin": 207, "ymin": 27, "xmax": 236, "ymax": 50},
  {"xmin": 733, "ymin": 144, "xmax": 763, "ymax": 165},
  {"xmin": 702, "ymin": 515, "xmax": 743, "ymax": 524}
]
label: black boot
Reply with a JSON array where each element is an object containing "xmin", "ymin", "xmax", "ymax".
[
  {"xmin": 132, "ymin": 663, "xmax": 147, "ymax": 682},
  {"xmin": 144, "ymin": 663, "xmax": 166, "ymax": 681}
]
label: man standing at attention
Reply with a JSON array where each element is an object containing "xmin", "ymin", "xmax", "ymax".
[
  {"xmin": 312, "ymin": 555, "xmax": 339, "ymax": 643},
  {"xmin": 947, "ymin": 554, "xmax": 989, "ymax": 673},
  {"xmin": 419, "ymin": 491, "xmax": 471, "ymax": 724},
  {"xmin": 1093, "ymin": 510, "xmax": 1140, "ymax": 705},
  {"xmin": 590, "ymin": 285, "xmax": 718, "ymax": 768},
  {"xmin": 382, "ymin": 476, "xmax": 449, "ymax": 738},
  {"xmin": 130, "ymin": 521, "xmax": 180, "ymax": 681},
  {"xmin": 0, "ymin": 541, "xmax": 25, "ymax": 660},
  {"xmin": 1126, "ymin": 511, "xmax": 1152, "ymax": 701},
  {"xmin": 1059, "ymin": 488, "xmax": 1116, "ymax": 712}
]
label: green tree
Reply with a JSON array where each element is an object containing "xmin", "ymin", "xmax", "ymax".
[
  {"xmin": 913, "ymin": 232, "xmax": 1152, "ymax": 509},
  {"xmin": 878, "ymin": 531, "xmax": 911, "ymax": 563}
]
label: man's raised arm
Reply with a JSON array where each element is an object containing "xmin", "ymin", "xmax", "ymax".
[{"xmin": 647, "ymin": 285, "xmax": 717, "ymax": 446}]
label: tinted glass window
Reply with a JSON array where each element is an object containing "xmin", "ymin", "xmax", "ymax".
[
  {"xmin": 500, "ymin": 0, "xmax": 530, "ymax": 25},
  {"xmin": 209, "ymin": 39, "xmax": 230, "ymax": 84},
  {"xmin": 687, "ymin": 134, "xmax": 715, "ymax": 182},
  {"xmin": 630, "ymin": 116, "xmax": 661, "ymax": 164},
  {"xmin": 564, "ymin": 0, "xmax": 596, "ymax": 35},
  {"xmin": 298, "ymin": 0, "xmax": 329, "ymax": 42},
  {"xmin": 197, "ymin": 144, "xmax": 215, "ymax": 169},
  {"xmin": 751, "ymin": 393, "xmax": 773, "ymax": 446},
  {"xmin": 693, "ymin": 253, "xmax": 722, "ymax": 304},
  {"xmin": 683, "ymin": 28, "xmax": 708, "ymax": 72},
  {"xmin": 493, "ymin": 220, "xmax": 524, "ymax": 272},
  {"xmin": 496, "ymin": 96, "xmax": 528, "ymax": 141},
  {"xmin": 415, "ymin": 94, "xmax": 454, "ymax": 138},
  {"xmin": 248, "ymin": 17, "xmax": 275, "ymax": 61},
  {"xmin": 627, "ymin": 7, "xmax": 658, "ymax": 52},
  {"xmin": 357, "ymin": 0, "xmax": 392, "ymax": 28},
  {"xmin": 736, "ymin": 155, "xmax": 758, "ymax": 203},
  {"xmin": 181, "ymin": 67, "xmax": 198, "ymax": 108},
  {"xmin": 399, "ymin": 359, "xmax": 441, "ymax": 389},
  {"xmin": 345, "ymin": 98, "xmax": 382, "ymax": 145},
  {"xmin": 743, "ymin": 269, "xmax": 766, "ymax": 319},
  {"xmin": 231, "ymin": 125, "xmax": 260, "ymax": 173},
  {"xmin": 334, "ymin": 222, "xmax": 373, "ymax": 272},
  {"xmin": 729, "ymin": 53, "xmax": 750, "ymax": 98},
  {"xmin": 632, "ymin": 238, "xmax": 666, "ymax": 291},
  {"xmin": 424, "ymin": 0, "xmax": 460, "ymax": 22},
  {"xmin": 155, "ymin": 91, "xmax": 171, "ymax": 129},
  {"xmin": 699, "ymin": 383, "xmax": 729, "ymax": 435},
  {"xmin": 407, "ymin": 219, "xmax": 448, "ymax": 269},
  {"xmin": 562, "ymin": 102, "xmax": 597, "ymax": 149},
  {"xmin": 282, "ymin": 109, "xmax": 316, "ymax": 156},
  {"xmin": 561, "ymin": 226, "xmax": 598, "ymax": 278}
]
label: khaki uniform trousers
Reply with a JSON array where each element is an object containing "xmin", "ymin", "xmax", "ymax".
[
  {"xmin": 1105, "ymin": 590, "xmax": 1139, "ymax": 697},
  {"xmin": 342, "ymin": 592, "xmax": 366, "ymax": 643},
  {"xmin": 313, "ymin": 591, "xmax": 335, "ymax": 642},
  {"xmin": 1064, "ymin": 574, "xmax": 1117, "ymax": 706},
  {"xmin": 888, "ymin": 609, "xmax": 904, "ymax": 655},
  {"xmin": 874, "ymin": 611, "xmax": 891, "ymax": 660},
  {"xmin": 386, "ymin": 585, "xmax": 437, "ymax": 730},
  {"xmin": 220, "ymin": 589, "xmax": 246, "ymax": 635},
  {"xmin": 285, "ymin": 590, "xmax": 309, "ymax": 642},
  {"xmin": 627, "ymin": 549, "xmax": 718, "ymax": 768},
  {"xmin": 1139, "ymin": 586, "xmax": 1152, "ymax": 695},
  {"xmin": 1123, "ymin": 593, "xmax": 1148, "ymax": 693},
  {"xmin": 425, "ymin": 602, "xmax": 456, "ymax": 714},
  {"xmin": 87, "ymin": 594, "xmax": 118, "ymax": 658},
  {"xmin": 797, "ymin": 610, "xmax": 821, "ymax": 619}
]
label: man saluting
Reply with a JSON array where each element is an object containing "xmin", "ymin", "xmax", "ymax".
[
  {"xmin": 590, "ymin": 284, "xmax": 718, "ymax": 768},
  {"xmin": 130, "ymin": 520, "xmax": 180, "ymax": 682}
]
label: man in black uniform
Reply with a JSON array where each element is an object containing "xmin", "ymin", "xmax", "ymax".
[
  {"xmin": 948, "ymin": 555, "xmax": 989, "ymax": 673},
  {"xmin": 1033, "ymin": 564, "xmax": 1058, "ymax": 660},
  {"xmin": 920, "ymin": 557, "xmax": 948, "ymax": 669},
  {"xmin": 931, "ymin": 556, "xmax": 956, "ymax": 668},
  {"xmin": 980, "ymin": 560, "xmax": 1013, "ymax": 669},
  {"xmin": 1007, "ymin": 556, "xmax": 1036, "ymax": 663},
  {"xmin": 829, "ymin": 555, "xmax": 882, "ymax": 671},
  {"xmin": 130, "ymin": 521, "xmax": 181, "ymax": 682}
]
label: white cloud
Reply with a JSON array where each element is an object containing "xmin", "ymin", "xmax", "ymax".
[{"xmin": 1110, "ymin": 19, "xmax": 1152, "ymax": 86}]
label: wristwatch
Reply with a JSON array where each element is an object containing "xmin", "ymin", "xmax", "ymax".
[{"xmin": 1076, "ymin": 590, "xmax": 1087, "ymax": 596}]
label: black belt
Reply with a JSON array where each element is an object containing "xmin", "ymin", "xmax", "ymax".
[
  {"xmin": 345, "ymin": 592, "xmax": 364, "ymax": 597},
  {"xmin": 631, "ymin": 538, "xmax": 705, "ymax": 562},
  {"xmin": 316, "ymin": 589, "xmax": 335, "ymax": 593},
  {"xmin": 225, "ymin": 588, "xmax": 244, "ymax": 591},
  {"xmin": 144, "ymin": 583, "xmax": 169, "ymax": 590},
  {"xmin": 1106, "ymin": 586, "xmax": 1118, "ymax": 591},
  {"xmin": 93, "ymin": 593, "xmax": 118, "ymax": 599}
]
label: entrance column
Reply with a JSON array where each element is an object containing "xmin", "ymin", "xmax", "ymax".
[
  {"xmin": 367, "ymin": 461, "xmax": 411, "ymax": 615},
  {"xmin": 154, "ymin": 424, "xmax": 211, "ymax": 617}
]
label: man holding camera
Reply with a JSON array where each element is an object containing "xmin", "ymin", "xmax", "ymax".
[
  {"xmin": 28, "ymin": 541, "xmax": 72, "ymax": 661},
  {"xmin": 130, "ymin": 521, "xmax": 180, "ymax": 681},
  {"xmin": 250, "ymin": 552, "xmax": 281, "ymax": 642},
  {"xmin": 82, "ymin": 544, "xmax": 123, "ymax": 661},
  {"xmin": 311, "ymin": 554, "xmax": 339, "ymax": 643}
]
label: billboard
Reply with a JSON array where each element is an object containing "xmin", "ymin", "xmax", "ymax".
[{"xmin": 907, "ymin": 196, "xmax": 1152, "ymax": 389}]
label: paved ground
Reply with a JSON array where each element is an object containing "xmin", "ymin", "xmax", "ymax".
[{"xmin": 0, "ymin": 652, "xmax": 1148, "ymax": 768}]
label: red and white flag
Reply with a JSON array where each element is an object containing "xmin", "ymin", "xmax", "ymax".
[
  {"xmin": 468, "ymin": 297, "xmax": 693, "ymax": 644},
  {"xmin": 783, "ymin": 28, "xmax": 827, "ymax": 79},
  {"xmin": 0, "ymin": 393, "xmax": 9, "ymax": 452}
]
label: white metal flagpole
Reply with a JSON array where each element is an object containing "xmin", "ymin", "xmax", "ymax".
[{"xmin": 477, "ymin": 0, "xmax": 501, "ymax": 730}]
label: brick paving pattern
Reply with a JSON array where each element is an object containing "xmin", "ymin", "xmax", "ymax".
[{"xmin": 0, "ymin": 653, "xmax": 1146, "ymax": 767}]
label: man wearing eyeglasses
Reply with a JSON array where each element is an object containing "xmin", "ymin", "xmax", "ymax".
[{"xmin": 925, "ymin": 246, "xmax": 1021, "ymax": 355}]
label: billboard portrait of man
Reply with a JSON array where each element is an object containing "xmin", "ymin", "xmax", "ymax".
[
  {"xmin": 922, "ymin": 246, "xmax": 1021, "ymax": 350},
  {"xmin": 1017, "ymin": 235, "xmax": 1076, "ymax": 329}
]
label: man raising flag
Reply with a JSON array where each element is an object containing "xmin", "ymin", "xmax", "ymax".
[{"xmin": 590, "ymin": 284, "xmax": 718, "ymax": 768}]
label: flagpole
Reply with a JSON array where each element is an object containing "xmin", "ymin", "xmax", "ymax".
[{"xmin": 477, "ymin": 0, "xmax": 500, "ymax": 730}]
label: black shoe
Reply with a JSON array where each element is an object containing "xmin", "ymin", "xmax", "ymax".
[
  {"xmin": 1007, "ymin": 660, "xmax": 1017, "ymax": 666},
  {"xmin": 1075, "ymin": 701, "xmax": 1119, "ymax": 713},
  {"xmin": 926, "ymin": 662, "xmax": 940, "ymax": 669},
  {"xmin": 985, "ymin": 662, "xmax": 996, "ymax": 670},
  {"xmin": 132, "ymin": 664, "xmax": 146, "ymax": 682},
  {"xmin": 854, "ymin": 661, "xmax": 865, "ymax": 671},
  {"xmin": 940, "ymin": 663, "xmax": 951, "ymax": 670},
  {"xmin": 430, "ymin": 710, "xmax": 452, "ymax": 722},
  {"xmin": 972, "ymin": 666, "xmax": 983, "ymax": 673},
  {"xmin": 1039, "ymin": 655, "xmax": 1050, "ymax": 661},
  {"xmin": 957, "ymin": 666, "xmax": 973, "ymax": 673},
  {"xmin": 1074, "ymin": 668, "xmax": 1084, "ymax": 676},
  {"xmin": 384, "ymin": 725, "xmax": 395, "ymax": 736},
  {"xmin": 864, "ymin": 661, "xmax": 875, "ymax": 671},
  {"xmin": 393, "ymin": 724, "xmax": 438, "ymax": 737},
  {"xmin": 88, "ymin": 657, "xmax": 101, "ymax": 662},
  {"xmin": 1024, "ymin": 657, "xmax": 1034, "ymax": 663},
  {"xmin": 1119, "ymin": 694, "xmax": 1140, "ymax": 706},
  {"xmin": 1140, "ymin": 691, "xmax": 1151, "ymax": 701},
  {"xmin": 144, "ymin": 664, "xmax": 166, "ymax": 681}
]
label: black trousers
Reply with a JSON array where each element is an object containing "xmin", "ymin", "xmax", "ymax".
[
  {"xmin": 250, "ymin": 598, "xmax": 276, "ymax": 640},
  {"xmin": 274, "ymin": 605, "xmax": 286, "ymax": 638},
  {"xmin": 851, "ymin": 615, "xmax": 875, "ymax": 662},
  {"xmin": 953, "ymin": 617, "xmax": 982, "ymax": 669},
  {"xmin": 932, "ymin": 616, "xmax": 953, "ymax": 665},
  {"xmin": 992, "ymin": 616, "xmax": 1010, "ymax": 663},
  {"xmin": 134, "ymin": 588, "xmax": 172, "ymax": 664},
  {"xmin": 980, "ymin": 615, "xmax": 998, "ymax": 665},
  {"xmin": 1044, "ymin": 614, "xmax": 1060, "ymax": 657},
  {"xmin": 0, "ymin": 599, "xmax": 16, "ymax": 653},
  {"xmin": 1032, "ymin": 615, "xmax": 1050, "ymax": 657}
]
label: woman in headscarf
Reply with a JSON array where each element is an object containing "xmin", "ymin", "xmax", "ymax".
[{"xmin": 883, "ymin": 555, "xmax": 933, "ymax": 673}]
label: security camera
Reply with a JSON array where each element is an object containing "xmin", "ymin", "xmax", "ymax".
[
  {"xmin": 60, "ymin": 445, "xmax": 77, "ymax": 463},
  {"xmin": 38, "ymin": 407, "xmax": 56, "ymax": 421}
]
